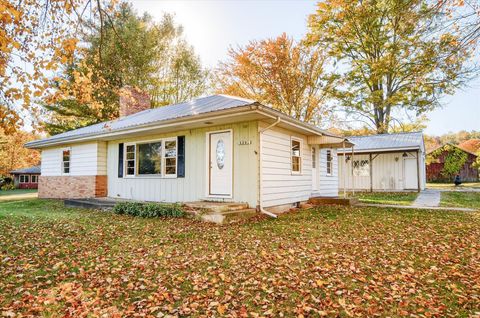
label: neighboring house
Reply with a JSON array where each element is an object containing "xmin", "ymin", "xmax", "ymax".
[
  {"xmin": 337, "ymin": 132, "xmax": 426, "ymax": 192},
  {"xmin": 426, "ymin": 144, "xmax": 479, "ymax": 182},
  {"xmin": 10, "ymin": 165, "xmax": 41, "ymax": 189},
  {"xmin": 25, "ymin": 94, "xmax": 353, "ymax": 213}
]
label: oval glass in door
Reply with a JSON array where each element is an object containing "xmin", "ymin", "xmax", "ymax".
[{"xmin": 216, "ymin": 139, "xmax": 225, "ymax": 169}]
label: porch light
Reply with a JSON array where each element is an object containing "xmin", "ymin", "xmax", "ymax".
[
  {"xmin": 402, "ymin": 152, "xmax": 408, "ymax": 158},
  {"xmin": 345, "ymin": 155, "xmax": 351, "ymax": 162}
]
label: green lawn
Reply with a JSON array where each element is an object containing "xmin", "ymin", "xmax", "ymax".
[
  {"xmin": 351, "ymin": 191, "xmax": 418, "ymax": 205},
  {"xmin": 440, "ymin": 191, "xmax": 480, "ymax": 209},
  {"xmin": 1, "ymin": 199, "xmax": 480, "ymax": 317},
  {"xmin": 0, "ymin": 188, "xmax": 37, "ymax": 196},
  {"xmin": 427, "ymin": 182, "xmax": 480, "ymax": 189}
]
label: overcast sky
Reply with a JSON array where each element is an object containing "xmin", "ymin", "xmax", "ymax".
[{"xmin": 131, "ymin": 0, "xmax": 480, "ymax": 136}]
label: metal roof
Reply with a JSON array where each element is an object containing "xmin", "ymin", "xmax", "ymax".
[
  {"xmin": 26, "ymin": 94, "xmax": 346, "ymax": 148},
  {"xmin": 29, "ymin": 95, "xmax": 255, "ymax": 146},
  {"xmin": 338, "ymin": 132, "xmax": 424, "ymax": 153},
  {"xmin": 10, "ymin": 165, "xmax": 41, "ymax": 174}
]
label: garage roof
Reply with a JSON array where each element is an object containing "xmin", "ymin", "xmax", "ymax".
[{"xmin": 338, "ymin": 132, "xmax": 424, "ymax": 153}]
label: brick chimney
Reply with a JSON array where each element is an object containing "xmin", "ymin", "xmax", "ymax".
[{"xmin": 119, "ymin": 86, "xmax": 151, "ymax": 117}]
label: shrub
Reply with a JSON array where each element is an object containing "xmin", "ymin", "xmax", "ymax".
[
  {"xmin": 0, "ymin": 183, "xmax": 15, "ymax": 191},
  {"xmin": 113, "ymin": 201, "xmax": 184, "ymax": 218}
]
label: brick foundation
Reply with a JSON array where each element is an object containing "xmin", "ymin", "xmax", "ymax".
[{"xmin": 38, "ymin": 175, "xmax": 107, "ymax": 199}]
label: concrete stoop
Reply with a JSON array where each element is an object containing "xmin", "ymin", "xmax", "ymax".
[
  {"xmin": 64, "ymin": 198, "xmax": 117, "ymax": 210},
  {"xmin": 308, "ymin": 197, "xmax": 359, "ymax": 206},
  {"xmin": 183, "ymin": 201, "xmax": 257, "ymax": 224}
]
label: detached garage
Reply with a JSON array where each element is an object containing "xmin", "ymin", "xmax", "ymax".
[{"xmin": 338, "ymin": 132, "xmax": 426, "ymax": 192}]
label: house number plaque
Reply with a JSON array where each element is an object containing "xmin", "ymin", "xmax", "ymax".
[{"xmin": 238, "ymin": 140, "xmax": 252, "ymax": 145}]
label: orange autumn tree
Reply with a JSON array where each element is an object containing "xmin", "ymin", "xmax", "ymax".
[
  {"xmin": 214, "ymin": 33, "xmax": 335, "ymax": 126},
  {"xmin": 0, "ymin": 0, "xmax": 118, "ymax": 133},
  {"xmin": 0, "ymin": 128, "xmax": 39, "ymax": 176}
]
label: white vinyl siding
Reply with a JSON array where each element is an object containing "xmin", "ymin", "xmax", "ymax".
[
  {"xmin": 107, "ymin": 121, "xmax": 258, "ymax": 207},
  {"xmin": 41, "ymin": 142, "xmax": 106, "ymax": 176},
  {"xmin": 338, "ymin": 151, "xmax": 425, "ymax": 191},
  {"xmin": 317, "ymin": 148, "xmax": 339, "ymax": 197},
  {"xmin": 260, "ymin": 122, "xmax": 313, "ymax": 207}
]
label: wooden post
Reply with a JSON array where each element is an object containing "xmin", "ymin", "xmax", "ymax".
[
  {"xmin": 352, "ymin": 146, "xmax": 355, "ymax": 196},
  {"xmin": 369, "ymin": 153, "xmax": 373, "ymax": 192},
  {"xmin": 416, "ymin": 150, "xmax": 421, "ymax": 192}
]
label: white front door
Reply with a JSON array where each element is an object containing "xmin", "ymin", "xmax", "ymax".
[
  {"xmin": 404, "ymin": 158, "xmax": 417, "ymax": 190},
  {"xmin": 312, "ymin": 147, "xmax": 318, "ymax": 191},
  {"xmin": 209, "ymin": 131, "xmax": 233, "ymax": 196}
]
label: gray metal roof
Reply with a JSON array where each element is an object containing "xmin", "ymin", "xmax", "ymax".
[
  {"xmin": 339, "ymin": 132, "xmax": 424, "ymax": 152},
  {"xmin": 26, "ymin": 94, "xmax": 345, "ymax": 148},
  {"xmin": 30, "ymin": 94, "xmax": 256, "ymax": 146},
  {"xmin": 10, "ymin": 165, "xmax": 41, "ymax": 174}
]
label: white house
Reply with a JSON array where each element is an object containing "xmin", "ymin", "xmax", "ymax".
[
  {"xmin": 26, "ymin": 94, "xmax": 353, "ymax": 213},
  {"xmin": 338, "ymin": 132, "xmax": 426, "ymax": 192}
]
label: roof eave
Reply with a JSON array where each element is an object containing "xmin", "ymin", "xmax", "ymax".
[
  {"xmin": 338, "ymin": 146, "xmax": 421, "ymax": 154},
  {"xmin": 26, "ymin": 103, "xmax": 262, "ymax": 149}
]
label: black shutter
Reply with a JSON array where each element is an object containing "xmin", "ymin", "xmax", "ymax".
[
  {"xmin": 177, "ymin": 136, "xmax": 185, "ymax": 178},
  {"xmin": 118, "ymin": 143, "xmax": 124, "ymax": 178}
]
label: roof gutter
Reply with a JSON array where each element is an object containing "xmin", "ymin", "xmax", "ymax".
[{"xmin": 338, "ymin": 146, "xmax": 421, "ymax": 154}]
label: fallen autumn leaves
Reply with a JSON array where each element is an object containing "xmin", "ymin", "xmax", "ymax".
[{"xmin": 0, "ymin": 199, "xmax": 479, "ymax": 317}]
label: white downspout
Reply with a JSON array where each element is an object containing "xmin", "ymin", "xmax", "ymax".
[{"xmin": 258, "ymin": 117, "xmax": 281, "ymax": 218}]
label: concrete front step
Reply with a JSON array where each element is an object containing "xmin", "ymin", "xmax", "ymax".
[
  {"xmin": 308, "ymin": 197, "xmax": 359, "ymax": 206},
  {"xmin": 64, "ymin": 198, "xmax": 116, "ymax": 210},
  {"xmin": 183, "ymin": 201, "xmax": 249, "ymax": 213},
  {"xmin": 199, "ymin": 208, "xmax": 257, "ymax": 224}
]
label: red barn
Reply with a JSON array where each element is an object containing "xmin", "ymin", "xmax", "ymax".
[
  {"xmin": 10, "ymin": 166, "xmax": 41, "ymax": 189},
  {"xmin": 426, "ymin": 144, "xmax": 478, "ymax": 182}
]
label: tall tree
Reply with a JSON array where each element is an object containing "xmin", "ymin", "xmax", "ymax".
[
  {"xmin": 1, "ymin": 0, "xmax": 119, "ymax": 134},
  {"xmin": 215, "ymin": 33, "xmax": 334, "ymax": 126},
  {"xmin": 307, "ymin": 0, "xmax": 476, "ymax": 133},
  {"xmin": 43, "ymin": 3, "xmax": 209, "ymax": 134}
]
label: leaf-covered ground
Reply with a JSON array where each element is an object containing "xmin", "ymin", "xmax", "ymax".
[
  {"xmin": 350, "ymin": 192, "xmax": 418, "ymax": 206},
  {"xmin": 440, "ymin": 191, "xmax": 480, "ymax": 209},
  {"xmin": 1, "ymin": 199, "xmax": 480, "ymax": 317}
]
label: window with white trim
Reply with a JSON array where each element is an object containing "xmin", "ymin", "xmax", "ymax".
[
  {"xmin": 124, "ymin": 138, "xmax": 178, "ymax": 177},
  {"xmin": 326, "ymin": 150, "xmax": 333, "ymax": 176},
  {"xmin": 31, "ymin": 175, "xmax": 38, "ymax": 183},
  {"xmin": 19, "ymin": 175, "xmax": 30, "ymax": 183},
  {"xmin": 353, "ymin": 159, "xmax": 370, "ymax": 177},
  {"xmin": 291, "ymin": 139, "xmax": 301, "ymax": 173},
  {"xmin": 164, "ymin": 139, "xmax": 177, "ymax": 176},
  {"xmin": 62, "ymin": 149, "xmax": 70, "ymax": 174},
  {"xmin": 125, "ymin": 145, "xmax": 136, "ymax": 176},
  {"xmin": 138, "ymin": 142, "xmax": 162, "ymax": 175}
]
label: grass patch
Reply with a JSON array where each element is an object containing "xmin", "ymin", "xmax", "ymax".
[
  {"xmin": 0, "ymin": 188, "xmax": 37, "ymax": 196},
  {"xmin": 1, "ymin": 199, "xmax": 479, "ymax": 316},
  {"xmin": 440, "ymin": 191, "xmax": 480, "ymax": 209},
  {"xmin": 351, "ymin": 191, "xmax": 418, "ymax": 205}
]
